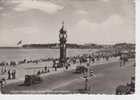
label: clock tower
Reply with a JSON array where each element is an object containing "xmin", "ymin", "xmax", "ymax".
[{"xmin": 59, "ymin": 22, "xmax": 67, "ymax": 67}]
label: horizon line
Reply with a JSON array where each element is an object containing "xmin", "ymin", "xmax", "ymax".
[{"xmin": 0, "ymin": 42, "xmax": 135, "ymax": 48}]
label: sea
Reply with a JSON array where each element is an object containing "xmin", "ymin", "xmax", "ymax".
[
  {"xmin": 0, "ymin": 48, "xmax": 98, "ymax": 62},
  {"xmin": 0, "ymin": 48, "xmax": 98, "ymax": 77}
]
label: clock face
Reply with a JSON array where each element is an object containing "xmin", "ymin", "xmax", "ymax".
[
  {"xmin": 59, "ymin": 33, "xmax": 63, "ymax": 39},
  {"xmin": 59, "ymin": 33, "xmax": 67, "ymax": 39},
  {"xmin": 64, "ymin": 33, "xmax": 67, "ymax": 38}
]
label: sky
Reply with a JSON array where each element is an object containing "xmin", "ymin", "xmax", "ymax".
[{"xmin": 0, "ymin": 0, "xmax": 135, "ymax": 46}]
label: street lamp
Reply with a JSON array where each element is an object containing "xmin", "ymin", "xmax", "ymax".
[{"xmin": 81, "ymin": 64, "xmax": 96, "ymax": 91}]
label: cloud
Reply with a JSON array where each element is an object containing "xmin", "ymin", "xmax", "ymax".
[
  {"xmin": 11, "ymin": 0, "xmax": 64, "ymax": 14},
  {"xmin": 76, "ymin": 10, "xmax": 88, "ymax": 15},
  {"xmin": 0, "ymin": 26, "xmax": 43, "ymax": 46},
  {"xmin": 69, "ymin": 15, "xmax": 134, "ymax": 44},
  {"xmin": 101, "ymin": 0, "xmax": 110, "ymax": 2},
  {"xmin": 0, "ymin": 12, "xmax": 9, "ymax": 17},
  {"xmin": 0, "ymin": 0, "xmax": 134, "ymax": 46},
  {"xmin": 0, "ymin": 6, "xmax": 4, "ymax": 10}
]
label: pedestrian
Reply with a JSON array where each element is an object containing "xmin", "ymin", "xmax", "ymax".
[
  {"xmin": 4, "ymin": 67, "xmax": 7, "ymax": 73},
  {"xmin": 44, "ymin": 66, "xmax": 47, "ymax": 73},
  {"xmin": 119, "ymin": 55, "xmax": 123, "ymax": 67},
  {"xmin": 12, "ymin": 70, "xmax": 16, "ymax": 79},
  {"xmin": 8, "ymin": 69, "xmax": 11, "ymax": 80},
  {"xmin": 47, "ymin": 69, "xmax": 50, "ymax": 72},
  {"xmin": 11, "ymin": 70, "xmax": 14, "ymax": 79},
  {"xmin": 87, "ymin": 62, "xmax": 90, "ymax": 67},
  {"xmin": 0, "ymin": 67, "xmax": 3, "ymax": 73},
  {"xmin": 37, "ymin": 70, "xmax": 41, "ymax": 75},
  {"xmin": 55, "ymin": 64, "xmax": 57, "ymax": 71},
  {"xmin": 65, "ymin": 63, "xmax": 68, "ymax": 70},
  {"xmin": 53, "ymin": 60, "xmax": 57, "ymax": 71}
]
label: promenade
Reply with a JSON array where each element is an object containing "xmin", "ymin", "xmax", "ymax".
[{"xmin": 1, "ymin": 57, "xmax": 135, "ymax": 94}]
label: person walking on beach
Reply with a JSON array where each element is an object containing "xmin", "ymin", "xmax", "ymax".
[
  {"xmin": 11, "ymin": 71, "xmax": 14, "ymax": 79},
  {"xmin": 65, "ymin": 62, "xmax": 70, "ymax": 70},
  {"xmin": 8, "ymin": 69, "xmax": 11, "ymax": 80},
  {"xmin": 37, "ymin": 70, "xmax": 41, "ymax": 75},
  {"xmin": 65, "ymin": 64, "xmax": 68, "ymax": 70},
  {"xmin": 53, "ymin": 59, "xmax": 57, "ymax": 71},
  {"xmin": 4, "ymin": 66, "xmax": 7, "ymax": 73},
  {"xmin": 12, "ymin": 70, "xmax": 16, "ymax": 79},
  {"xmin": 14, "ymin": 70, "xmax": 16, "ymax": 79},
  {"xmin": 54, "ymin": 64, "xmax": 57, "ymax": 71},
  {"xmin": 44, "ymin": 66, "xmax": 47, "ymax": 73},
  {"xmin": 120, "ymin": 55, "xmax": 126, "ymax": 67},
  {"xmin": 11, "ymin": 70, "xmax": 14, "ymax": 79}
]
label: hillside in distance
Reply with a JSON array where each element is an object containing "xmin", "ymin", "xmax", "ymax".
[
  {"xmin": 22, "ymin": 43, "xmax": 103, "ymax": 49},
  {"xmin": 22, "ymin": 43, "xmax": 135, "ymax": 49},
  {"xmin": 0, "ymin": 43, "xmax": 135, "ymax": 50}
]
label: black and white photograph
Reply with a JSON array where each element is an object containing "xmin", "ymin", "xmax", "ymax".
[{"xmin": 0, "ymin": 0, "xmax": 135, "ymax": 95}]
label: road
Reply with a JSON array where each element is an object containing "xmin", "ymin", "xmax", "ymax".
[{"xmin": 1, "ymin": 59, "xmax": 135, "ymax": 94}]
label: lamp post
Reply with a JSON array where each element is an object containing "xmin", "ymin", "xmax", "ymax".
[
  {"xmin": 59, "ymin": 22, "xmax": 67, "ymax": 68},
  {"xmin": 80, "ymin": 62, "xmax": 96, "ymax": 92}
]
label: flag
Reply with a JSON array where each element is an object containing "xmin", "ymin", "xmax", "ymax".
[{"xmin": 17, "ymin": 40, "xmax": 22, "ymax": 45}]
